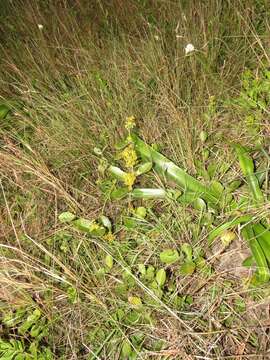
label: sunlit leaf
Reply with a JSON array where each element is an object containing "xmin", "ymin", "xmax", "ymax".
[
  {"xmin": 131, "ymin": 188, "xmax": 167, "ymax": 199},
  {"xmin": 160, "ymin": 249, "xmax": 179, "ymax": 264},
  {"xmin": 220, "ymin": 230, "xmax": 236, "ymax": 246},
  {"xmin": 155, "ymin": 269, "xmax": 166, "ymax": 287},
  {"xmin": 58, "ymin": 211, "xmax": 76, "ymax": 223},
  {"xmin": 199, "ymin": 130, "xmax": 208, "ymax": 143},
  {"xmin": 121, "ymin": 340, "xmax": 132, "ymax": 357},
  {"xmin": 193, "ymin": 198, "xmax": 206, "ymax": 211},
  {"xmin": 99, "ymin": 215, "xmax": 112, "ymax": 230},
  {"xmin": 105, "ymin": 255, "xmax": 113, "ymax": 269},
  {"xmin": 108, "ymin": 165, "xmax": 126, "ymax": 180},
  {"xmin": 72, "ymin": 218, "xmax": 106, "ymax": 236},
  {"xmin": 135, "ymin": 162, "xmax": 152, "ymax": 176},
  {"xmin": 135, "ymin": 206, "xmax": 147, "ymax": 219},
  {"xmin": 128, "ymin": 296, "xmax": 142, "ymax": 307}
]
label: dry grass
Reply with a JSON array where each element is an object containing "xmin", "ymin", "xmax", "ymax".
[{"xmin": 0, "ymin": 0, "xmax": 270, "ymax": 359}]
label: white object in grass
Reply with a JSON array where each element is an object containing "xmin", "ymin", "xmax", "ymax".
[{"xmin": 185, "ymin": 43, "xmax": 195, "ymax": 55}]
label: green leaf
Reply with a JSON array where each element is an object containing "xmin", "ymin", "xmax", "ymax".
[
  {"xmin": 241, "ymin": 224, "xmax": 269, "ymax": 283},
  {"xmin": 66, "ymin": 286, "xmax": 78, "ymax": 304},
  {"xmin": 199, "ymin": 130, "xmax": 208, "ymax": 143},
  {"xmin": 220, "ymin": 231, "xmax": 236, "ymax": 246},
  {"xmin": 181, "ymin": 243, "xmax": 193, "ymax": 262},
  {"xmin": 226, "ymin": 180, "xmax": 242, "ymax": 193},
  {"xmin": 104, "ymin": 254, "xmax": 113, "ymax": 269},
  {"xmin": 111, "ymin": 187, "xmax": 129, "ymax": 200},
  {"xmin": 207, "ymin": 163, "xmax": 218, "ymax": 179},
  {"xmin": 193, "ymin": 198, "xmax": 206, "ymax": 211},
  {"xmin": 99, "ymin": 215, "xmax": 112, "ymax": 230},
  {"xmin": 135, "ymin": 162, "xmax": 152, "ymax": 176},
  {"xmin": 125, "ymin": 311, "xmax": 141, "ymax": 325},
  {"xmin": 135, "ymin": 206, "xmax": 147, "ymax": 219},
  {"xmin": 18, "ymin": 320, "xmax": 34, "ymax": 335},
  {"xmin": 179, "ymin": 261, "xmax": 196, "ymax": 275},
  {"xmin": 131, "ymin": 188, "xmax": 167, "ymax": 199},
  {"xmin": 202, "ymin": 149, "xmax": 210, "ymax": 160},
  {"xmin": 166, "ymin": 189, "xmax": 182, "ymax": 200},
  {"xmin": 242, "ymin": 255, "xmax": 255, "ymax": 267},
  {"xmin": 184, "ymin": 295, "xmax": 193, "ymax": 305},
  {"xmin": 210, "ymin": 180, "xmax": 224, "ymax": 197},
  {"xmin": 234, "ymin": 144, "xmax": 254, "ymax": 175},
  {"xmin": 121, "ymin": 340, "xmax": 132, "ymax": 358},
  {"xmin": 128, "ymin": 296, "xmax": 142, "ymax": 307},
  {"xmin": 208, "ymin": 215, "xmax": 252, "ymax": 245},
  {"xmin": 145, "ymin": 265, "xmax": 155, "ymax": 281},
  {"xmin": 72, "ymin": 218, "xmax": 93, "ymax": 232},
  {"xmin": 96, "ymin": 267, "xmax": 106, "ymax": 279},
  {"xmin": 124, "ymin": 217, "xmax": 139, "ymax": 229},
  {"xmin": 3, "ymin": 308, "xmax": 26, "ymax": 327},
  {"xmin": 160, "ymin": 249, "xmax": 180, "ymax": 264},
  {"xmin": 14, "ymin": 354, "xmax": 25, "ymax": 360},
  {"xmin": 252, "ymin": 223, "xmax": 270, "ymax": 265},
  {"xmin": 155, "ymin": 269, "xmax": 166, "ymax": 287},
  {"xmin": 195, "ymin": 256, "xmax": 212, "ymax": 275},
  {"xmin": 235, "ymin": 144, "xmax": 264, "ymax": 203},
  {"xmin": 30, "ymin": 323, "xmax": 42, "ymax": 337},
  {"xmin": 0, "ymin": 104, "xmax": 11, "ymax": 119},
  {"xmin": 234, "ymin": 298, "xmax": 246, "ymax": 313},
  {"xmin": 131, "ymin": 134, "xmax": 219, "ymax": 205},
  {"xmin": 58, "ymin": 211, "xmax": 76, "ymax": 223},
  {"xmin": 108, "ymin": 165, "xmax": 127, "ymax": 180},
  {"xmin": 72, "ymin": 218, "xmax": 106, "ymax": 236},
  {"xmin": 138, "ymin": 264, "xmax": 146, "ymax": 276},
  {"xmin": 152, "ymin": 287, "xmax": 164, "ymax": 299},
  {"xmin": 115, "ymin": 138, "xmax": 128, "ymax": 150}
]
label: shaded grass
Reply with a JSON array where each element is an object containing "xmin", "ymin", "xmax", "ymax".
[{"xmin": 0, "ymin": 0, "xmax": 270, "ymax": 359}]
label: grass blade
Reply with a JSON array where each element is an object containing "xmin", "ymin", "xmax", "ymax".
[
  {"xmin": 252, "ymin": 223, "xmax": 270, "ymax": 266},
  {"xmin": 241, "ymin": 224, "xmax": 269, "ymax": 284},
  {"xmin": 208, "ymin": 215, "xmax": 252, "ymax": 245},
  {"xmin": 235, "ymin": 144, "xmax": 264, "ymax": 203}
]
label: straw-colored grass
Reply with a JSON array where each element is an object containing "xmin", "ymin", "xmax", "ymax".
[{"xmin": 0, "ymin": 1, "xmax": 269, "ymax": 359}]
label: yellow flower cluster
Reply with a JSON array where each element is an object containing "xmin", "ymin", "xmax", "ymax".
[
  {"xmin": 125, "ymin": 116, "xmax": 136, "ymax": 130},
  {"xmin": 89, "ymin": 222, "xmax": 101, "ymax": 232},
  {"xmin": 121, "ymin": 144, "xmax": 137, "ymax": 168},
  {"xmin": 123, "ymin": 172, "xmax": 136, "ymax": 190},
  {"xmin": 103, "ymin": 231, "xmax": 115, "ymax": 242}
]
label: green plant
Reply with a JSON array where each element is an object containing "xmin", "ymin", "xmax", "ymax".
[
  {"xmin": 0, "ymin": 339, "xmax": 53, "ymax": 360},
  {"xmin": 1, "ymin": 305, "xmax": 52, "ymax": 360},
  {"xmin": 233, "ymin": 68, "xmax": 270, "ymax": 137},
  {"xmin": 235, "ymin": 144, "xmax": 263, "ymax": 203},
  {"xmin": 1, "ymin": 1, "xmax": 270, "ymax": 357}
]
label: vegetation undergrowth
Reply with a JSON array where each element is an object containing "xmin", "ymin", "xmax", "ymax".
[{"xmin": 0, "ymin": 0, "xmax": 270, "ymax": 359}]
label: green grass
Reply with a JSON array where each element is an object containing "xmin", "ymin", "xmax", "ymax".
[{"xmin": 0, "ymin": 0, "xmax": 270, "ymax": 359}]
